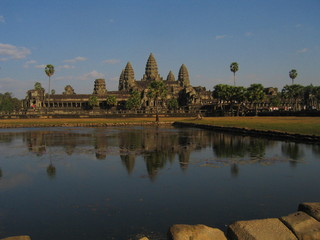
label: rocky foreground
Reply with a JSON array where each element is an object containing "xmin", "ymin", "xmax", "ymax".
[{"xmin": 2, "ymin": 202, "xmax": 319, "ymax": 240}]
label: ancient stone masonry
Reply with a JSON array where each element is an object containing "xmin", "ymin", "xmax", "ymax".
[
  {"xmin": 118, "ymin": 53, "xmax": 212, "ymax": 109},
  {"xmin": 23, "ymin": 53, "xmax": 213, "ymax": 112},
  {"xmin": 63, "ymin": 85, "xmax": 76, "ymax": 95},
  {"xmin": 142, "ymin": 53, "xmax": 162, "ymax": 81},
  {"xmin": 178, "ymin": 64, "xmax": 190, "ymax": 87},
  {"xmin": 93, "ymin": 79, "xmax": 107, "ymax": 95}
]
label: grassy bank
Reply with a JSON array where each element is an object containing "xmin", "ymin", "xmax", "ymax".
[
  {"xmin": 0, "ymin": 116, "xmax": 319, "ymax": 136},
  {"xmin": 0, "ymin": 117, "xmax": 186, "ymax": 127},
  {"xmin": 180, "ymin": 116, "xmax": 320, "ymax": 136}
]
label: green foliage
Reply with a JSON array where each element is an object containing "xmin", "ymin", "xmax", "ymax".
[
  {"xmin": 269, "ymin": 94, "xmax": 281, "ymax": 107},
  {"xmin": 88, "ymin": 95, "xmax": 99, "ymax": 107},
  {"xmin": 0, "ymin": 92, "xmax": 21, "ymax": 113},
  {"xmin": 289, "ymin": 69, "xmax": 298, "ymax": 84},
  {"xmin": 230, "ymin": 62, "xmax": 239, "ymax": 86},
  {"xmin": 45, "ymin": 64, "xmax": 55, "ymax": 78},
  {"xmin": 246, "ymin": 84, "xmax": 265, "ymax": 115},
  {"xmin": 51, "ymin": 89, "xmax": 55, "ymax": 95},
  {"xmin": 213, "ymin": 84, "xmax": 233, "ymax": 102},
  {"xmin": 281, "ymin": 84, "xmax": 304, "ymax": 99},
  {"xmin": 105, "ymin": 95, "xmax": 117, "ymax": 106},
  {"xmin": 125, "ymin": 91, "xmax": 141, "ymax": 110},
  {"xmin": 147, "ymin": 81, "xmax": 168, "ymax": 101},
  {"xmin": 231, "ymin": 86, "xmax": 247, "ymax": 103},
  {"xmin": 147, "ymin": 81, "xmax": 167, "ymax": 121},
  {"xmin": 167, "ymin": 98, "xmax": 179, "ymax": 110},
  {"xmin": 246, "ymin": 84, "xmax": 265, "ymax": 103},
  {"xmin": 34, "ymin": 82, "xmax": 43, "ymax": 91}
]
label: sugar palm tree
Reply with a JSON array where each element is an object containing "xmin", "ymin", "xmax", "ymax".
[
  {"xmin": 45, "ymin": 64, "xmax": 55, "ymax": 108},
  {"xmin": 289, "ymin": 69, "xmax": 298, "ymax": 85},
  {"xmin": 147, "ymin": 81, "xmax": 167, "ymax": 122},
  {"xmin": 230, "ymin": 62, "xmax": 239, "ymax": 86}
]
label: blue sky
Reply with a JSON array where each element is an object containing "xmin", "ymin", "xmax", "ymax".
[{"xmin": 0, "ymin": 0, "xmax": 319, "ymax": 98}]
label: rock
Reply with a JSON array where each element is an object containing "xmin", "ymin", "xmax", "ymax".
[
  {"xmin": 137, "ymin": 237, "xmax": 149, "ymax": 240},
  {"xmin": 0, "ymin": 236, "xmax": 31, "ymax": 240},
  {"xmin": 227, "ymin": 218, "xmax": 297, "ymax": 240},
  {"xmin": 280, "ymin": 211, "xmax": 320, "ymax": 240},
  {"xmin": 299, "ymin": 202, "xmax": 320, "ymax": 221},
  {"xmin": 167, "ymin": 224, "xmax": 226, "ymax": 240}
]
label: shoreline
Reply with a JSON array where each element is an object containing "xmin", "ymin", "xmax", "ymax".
[
  {"xmin": 173, "ymin": 121, "xmax": 320, "ymax": 144},
  {"xmin": 0, "ymin": 119, "xmax": 319, "ymax": 143}
]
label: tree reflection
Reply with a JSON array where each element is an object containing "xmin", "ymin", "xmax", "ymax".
[
  {"xmin": 47, "ymin": 163, "xmax": 56, "ymax": 178},
  {"xmin": 311, "ymin": 145, "xmax": 320, "ymax": 157},
  {"xmin": 230, "ymin": 163, "xmax": 239, "ymax": 178},
  {"xmin": 281, "ymin": 142, "xmax": 304, "ymax": 167},
  {"xmin": 212, "ymin": 133, "xmax": 266, "ymax": 159}
]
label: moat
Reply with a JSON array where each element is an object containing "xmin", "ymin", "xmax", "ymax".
[{"xmin": 0, "ymin": 126, "xmax": 319, "ymax": 240}]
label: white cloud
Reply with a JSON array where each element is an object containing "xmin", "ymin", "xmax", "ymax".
[
  {"xmin": 215, "ymin": 35, "xmax": 227, "ymax": 40},
  {"xmin": 245, "ymin": 32, "xmax": 254, "ymax": 37},
  {"xmin": 103, "ymin": 59, "xmax": 120, "ymax": 64},
  {"xmin": 0, "ymin": 43, "xmax": 31, "ymax": 61},
  {"xmin": 297, "ymin": 48, "xmax": 308, "ymax": 53},
  {"xmin": 58, "ymin": 64, "xmax": 75, "ymax": 69},
  {"xmin": 64, "ymin": 56, "xmax": 87, "ymax": 63},
  {"xmin": 295, "ymin": 24, "xmax": 303, "ymax": 28},
  {"xmin": 108, "ymin": 19, "xmax": 114, "ymax": 23},
  {"xmin": 0, "ymin": 16, "xmax": 5, "ymax": 23},
  {"xmin": 79, "ymin": 70, "xmax": 105, "ymax": 81},
  {"xmin": 23, "ymin": 60, "xmax": 37, "ymax": 68},
  {"xmin": 35, "ymin": 64, "xmax": 46, "ymax": 69}
]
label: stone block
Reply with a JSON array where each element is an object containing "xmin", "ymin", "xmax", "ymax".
[
  {"xmin": 299, "ymin": 202, "xmax": 320, "ymax": 221},
  {"xmin": 227, "ymin": 218, "xmax": 297, "ymax": 240},
  {"xmin": 0, "ymin": 236, "xmax": 31, "ymax": 240},
  {"xmin": 167, "ymin": 224, "xmax": 227, "ymax": 240},
  {"xmin": 280, "ymin": 211, "xmax": 320, "ymax": 240}
]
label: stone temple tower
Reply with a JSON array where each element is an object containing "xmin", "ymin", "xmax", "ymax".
[
  {"xmin": 119, "ymin": 62, "xmax": 135, "ymax": 91},
  {"xmin": 178, "ymin": 64, "xmax": 190, "ymax": 87},
  {"xmin": 142, "ymin": 53, "xmax": 162, "ymax": 81},
  {"xmin": 166, "ymin": 71, "xmax": 175, "ymax": 81},
  {"xmin": 93, "ymin": 79, "xmax": 107, "ymax": 95}
]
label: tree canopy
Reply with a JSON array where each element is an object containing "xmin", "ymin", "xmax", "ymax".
[
  {"xmin": 0, "ymin": 92, "xmax": 21, "ymax": 113},
  {"xmin": 125, "ymin": 91, "xmax": 141, "ymax": 110},
  {"xmin": 289, "ymin": 69, "xmax": 298, "ymax": 85}
]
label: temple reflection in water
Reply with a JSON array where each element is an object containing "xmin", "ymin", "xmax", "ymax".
[{"xmin": 0, "ymin": 126, "xmax": 316, "ymax": 180}]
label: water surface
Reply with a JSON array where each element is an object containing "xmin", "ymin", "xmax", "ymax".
[{"xmin": 0, "ymin": 126, "xmax": 319, "ymax": 239}]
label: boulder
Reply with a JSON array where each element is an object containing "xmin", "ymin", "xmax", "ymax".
[
  {"xmin": 280, "ymin": 211, "xmax": 320, "ymax": 240},
  {"xmin": 298, "ymin": 202, "xmax": 320, "ymax": 221},
  {"xmin": 0, "ymin": 236, "xmax": 31, "ymax": 240},
  {"xmin": 227, "ymin": 218, "xmax": 297, "ymax": 240},
  {"xmin": 167, "ymin": 224, "xmax": 226, "ymax": 240}
]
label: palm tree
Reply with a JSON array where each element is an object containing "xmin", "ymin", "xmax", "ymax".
[
  {"xmin": 230, "ymin": 62, "xmax": 239, "ymax": 86},
  {"xmin": 147, "ymin": 81, "xmax": 167, "ymax": 122},
  {"xmin": 289, "ymin": 69, "xmax": 298, "ymax": 85},
  {"xmin": 45, "ymin": 64, "xmax": 55, "ymax": 108}
]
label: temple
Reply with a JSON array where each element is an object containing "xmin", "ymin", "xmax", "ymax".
[{"xmin": 24, "ymin": 53, "xmax": 213, "ymax": 113}]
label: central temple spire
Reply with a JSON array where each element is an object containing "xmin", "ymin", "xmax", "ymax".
[{"xmin": 142, "ymin": 53, "xmax": 161, "ymax": 81}]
